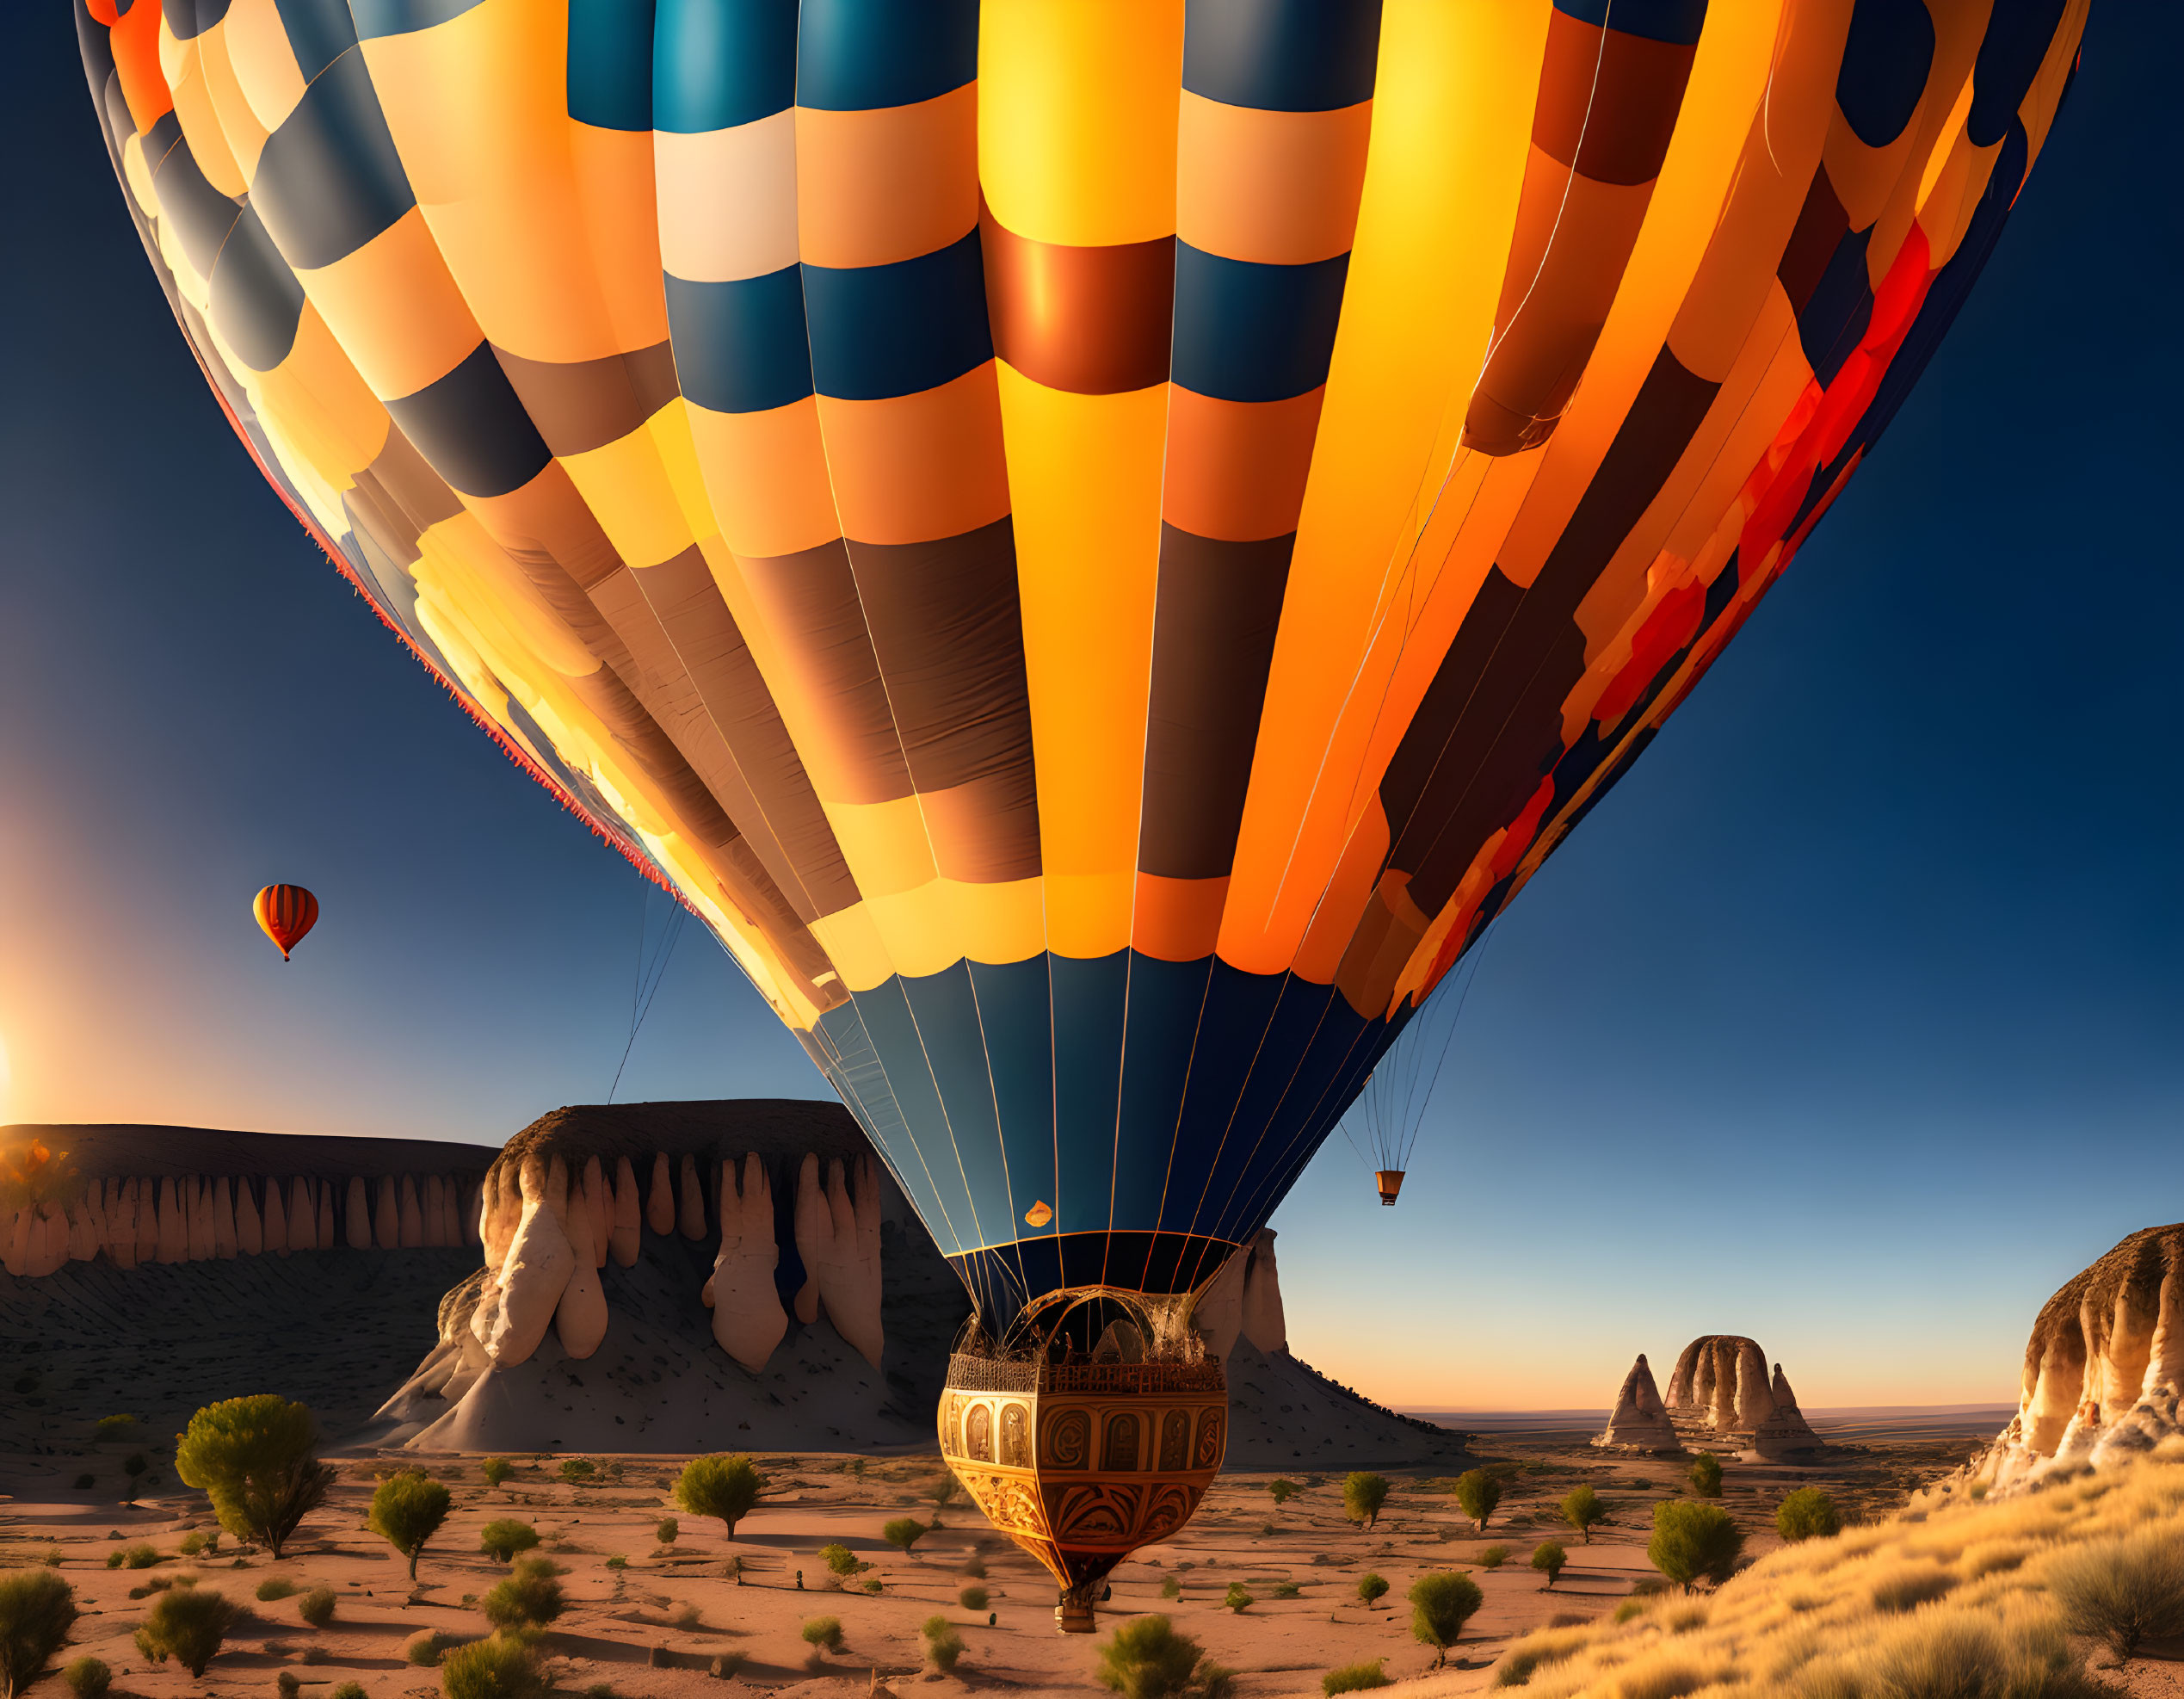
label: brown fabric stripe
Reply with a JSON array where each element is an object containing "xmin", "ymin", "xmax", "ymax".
[
  {"xmin": 738, "ymin": 537, "xmax": 914, "ymax": 808},
  {"xmin": 492, "ymin": 341, "xmax": 682, "ymax": 458},
  {"xmin": 979, "ymin": 207, "xmax": 1175, "ymax": 396},
  {"xmin": 846, "ymin": 516, "xmax": 1042, "ymax": 883},
  {"xmin": 356, "ymin": 425, "xmax": 465, "ymax": 534},
  {"xmin": 1137, "ymin": 524, "xmax": 1294, "ymax": 881},
  {"xmin": 1778, "ymin": 166, "xmax": 1850, "ymax": 317},
  {"xmin": 1531, "ymin": 9, "xmax": 1696, "ymax": 187}
]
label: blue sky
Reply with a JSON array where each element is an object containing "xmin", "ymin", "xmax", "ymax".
[{"xmin": 2, "ymin": 9, "xmax": 2174, "ymax": 1406}]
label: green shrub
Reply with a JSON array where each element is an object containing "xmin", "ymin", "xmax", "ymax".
[
  {"xmin": 558, "ymin": 1459, "xmax": 595, "ymax": 1485},
  {"xmin": 481, "ymin": 1559, "xmax": 564, "ymax": 1632},
  {"xmin": 1356, "ymin": 1572, "xmax": 1389, "ymax": 1608},
  {"xmin": 1613, "ymin": 1599, "xmax": 1645, "ymax": 1624},
  {"xmin": 1408, "ymin": 1572, "xmax": 1484, "ymax": 1670},
  {"xmin": 1453, "ymin": 1471, "xmax": 1502, "ymax": 1533},
  {"xmin": 1775, "ymin": 1486, "xmax": 1840, "ymax": 1544},
  {"xmin": 1478, "ymin": 1545, "xmax": 1509, "ymax": 1571},
  {"xmin": 177, "ymin": 1531, "xmax": 217, "ymax": 1558},
  {"xmin": 801, "ymin": 1616, "xmax": 844, "ymax": 1654},
  {"xmin": 1532, "ymin": 1541, "xmax": 1567, "ymax": 1588},
  {"xmin": 1647, "ymin": 1502, "xmax": 1743, "ymax": 1593},
  {"xmin": 405, "ymin": 1628, "xmax": 450, "ymax": 1666},
  {"xmin": 2050, "ymin": 1526, "xmax": 2184, "ymax": 1662},
  {"xmin": 883, "ymin": 1517, "xmax": 929, "ymax": 1554},
  {"xmin": 921, "ymin": 1615, "xmax": 965, "ymax": 1674},
  {"xmin": 298, "ymin": 1586, "xmax": 336, "ymax": 1628},
  {"xmin": 1342, "ymin": 1473, "xmax": 1390, "ymax": 1529},
  {"xmin": 675, "ymin": 1455, "xmax": 765, "ymax": 1536},
  {"xmin": 371, "ymin": 1470, "xmax": 453, "ymax": 1581},
  {"xmin": 119, "ymin": 1545, "xmax": 158, "ymax": 1571},
  {"xmin": 860, "ymin": 1576, "xmax": 882, "ymax": 1595},
  {"xmin": 819, "ymin": 1543, "xmax": 859, "ymax": 1578},
  {"xmin": 1687, "ymin": 1455, "xmax": 1722, "ymax": 1498},
  {"xmin": 1322, "ymin": 1659, "xmax": 1389, "ymax": 1696},
  {"xmin": 1223, "ymin": 1583, "xmax": 1253, "ymax": 1614},
  {"xmin": 62, "ymin": 1656, "xmax": 109, "ymax": 1699},
  {"xmin": 959, "ymin": 1554, "xmax": 986, "ymax": 1579},
  {"xmin": 256, "ymin": 1578, "xmax": 298, "ymax": 1602},
  {"xmin": 1268, "ymin": 1480, "xmax": 1299, "ymax": 1506},
  {"xmin": 278, "ymin": 1674, "xmax": 299, "ymax": 1699},
  {"xmin": 1160, "ymin": 1575, "xmax": 1181, "ymax": 1600},
  {"xmin": 331, "ymin": 1684, "xmax": 366, "ymax": 1699},
  {"xmin": 481, "ymin": 1459, "xmax": 513, "ymax": 1491},
  {"xmin": 654, "ymin": 1517, "xmax": 678, "ymax": 1546},
  {"xmin": 479, "ymin": 1521, "xmax": 540, "ymax": 1562},
  {"xmin": 959, "ymin": 1585, "xmax": 989, "ymax": 1611},
  {"xmin": 1272, "ymin": 1580, "xmax": 1301, "ymax": 1599},
  {"xmin": 439, "ymin": 1632, "xmax": 549, "ymax": 1699},
  {"xmin": 604, "ymin": 1555, "xmax": 626, "ymax": 1572},
  {"xmin": 133, "ymin": 1585, "xmax": 238, "ymax": 1677},
  {"xmin": 94, "ymin": 1416, "xmax": 136, "ymax": 1443},
  {"xmin": 1560, "ymin": 1485, "xmax": 1606, "ymax": 1543},
  {"xmin": 1093, "ymin": 1616, "xmax": 1234, "ymax": 1699},
  {"xmin": 173, "ymin": 1397, "xmax": 336, "ymax": 1560},
  {"xmin": 0, "ymin": 1568, "xmax": 77, "ymax": 1699}
]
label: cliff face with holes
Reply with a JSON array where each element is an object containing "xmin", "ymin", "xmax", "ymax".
[{"xmin": 1975, "ymin": 1223, "xmax": 2184, "ymax": 1491}]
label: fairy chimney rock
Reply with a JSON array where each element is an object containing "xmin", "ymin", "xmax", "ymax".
[{"xmin": 1595, "ymin": 1353, "xmax": 1681, "ymax": 1451}]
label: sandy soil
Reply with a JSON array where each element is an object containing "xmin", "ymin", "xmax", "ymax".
[{"xmin": 0, "ymin": 1422, "xmax": 2013, "ymax": 1698}]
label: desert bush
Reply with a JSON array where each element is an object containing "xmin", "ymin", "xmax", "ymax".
[
  {"xmin": 1454, "ymin": 1470, "xmax": 1502, "ymax": 1533},
  {"xmin": 959, "ymin": 1554, "xmax": 986, "ymax": 1579},
  {"xmin": 299, "ymin": 1645, "xmax": 331, "ymax": 1665},
  {"xmin": 1826, "ymin": 1611, "xmax": 2106, "ymax": 1699},
  {"xmin": 1094, "ymin": 1616, "xmax": 1234, "ymax": 1699},
  {"xmin": 256, "ymin": 1577, "xmax": 298, "ymax": 1601},
  {"xmin": 675, "ymin": 1455, "xmax": 765, "ymax": 1535},
  {"xmin": 1532, "ymin": 1541, "xmax": 1567, "ymax": 1588},
  {"xmin": 819, "ymin": 1543, "xmax": 860, "ymax": 1578},
  {"xmin": 330, "ymin": 1684, "xmax": 366, "ymax": 1699},
  {"xmin": 1273, "ymin": 1580, "xmax": 1301, "ymax": 1598},
  {"xmin": 61, "ymin": 1657, "xmax": 108, "ymax": 1699},
  {"xmin": 278, "ymin": 1674, "xmax": 299, "ymax": 1699},
  {"xmin": 370, "ymin": 1469, "xmax": 453, "ymax": 1581},
  {"xmin": 173, "ymin": 1397, "xmax": 335, "ymax": 1559},
  {"xmin": 2049, "ymin": 1525, "xmax": 2184, "ymax": 1662},
  {"xmin": 1687, "ymin": 1455, "xmax": 1723, "ymax": 1498},
  {"xmin": 558, "ymin": 1459, "xmax": 595, "ymax": 1484},
  {"xmin": 93, "ymin": 1416, "xmax": 136, "ymax": 1443},
  {"xmin": 482, "ymin": 1558, "xmax": 565, "ymax": 1631},
  {"xmin": 861, "ymin": 1575, "xmax": 882, "ymax": 1595},
  {"xmin": 177, "ymin": 1531, "xmax": 214, "ymax": 1557},
  {"xmin": 298, "ymin": 1586, "xmax": 336, "ymax": 1628},
  {"xmin": 1322, "ymin": 1658, "xmax": 1389, "ymax": 1695},
  {"xmin": 481, "ymin": 1459, "xmax": 512, "ymax": 1491},
  {"xmin": 1560, "ymin": 1485, "xmax": 1606, "ymax": 1543},
  {"xmin": 1268, "ymin": 1480, "xmax": 1299, "ymax": 1506},
  {"xmin": 1343, "ymin": 1473, "xmax": 1390, "ymax": 1529},
  {"xmin": 405, "ymin": 1628, "xmax": 451, "ymax": 1666},
  {"xmin": 800, "ymin": 1616, "xmax": 844, "ymax": 1654},
  {"xmin": 1356, "ymin": 1572, "xmax": 1389, "ymax": 1608},
  {"xmin": 883, "ymin": 1517, "xmax": 929, "ymax": 1554},
  {"xmin": 921, "ymin": 1615, "xmax": 965, "ymax": 1673},
  {"xmin": 1409, "ymin": 1572, "xmax": 1484, "ymax": 1668},
  {"xmin": 654, "ymin": 1517, "xmax": 678, "ymax": 1546},
  {"xmin": 440, "ymin": 1631, "xmax": 549, "ymax": 1699},
  {"xmin": 0, "ymin": 1569, "xmax": 77, "ymax": 1699},
  {"xmin": 479, "ymin": 1520, "xmax": 541, "ymax": 1562},
  {"xmin": 1776, "ymin": 1487, "xmax": 1841, "ymax": 1544},
  {"xmin": 1160, "ymin": 1575, "xmax": 1181, "ymax": 1600},
  {"xmin": 1478, "ymin": 1545, "xmax": 1509, "ymax": 1571},
  {"xmin": 1867, "ymin": 1560, "xmax": 1956, "ymax": 1613},
  {"xmin": 133, "ymin": 1585, "xmax": 238, "ymax": 1677},
  {"xmin": 1648, "ymin": 1502, "xmax": 1743, "ymax": 1593},
  {"xmin": 960, "ymin": 1585, "xmax": 989, "ymax": 1611},
  {"xmin": 1223, "ymin": 1583, "xmax": 1253, "ymax": 1613}
]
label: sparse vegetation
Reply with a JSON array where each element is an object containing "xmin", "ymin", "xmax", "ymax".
[
  {"xmin": 330, "ymin": 1684, "xmax": 365, "ymax": 1699},
  {"xmin": 256, "ymin": 1577, "xmax": 298, "ymax": 1602},
  {"xmin": 298, "ymin": 1586, "xmax": 336, "ymax": 1628},
  {"xmin": 1342, "ymin": 1473, "xmax": 1390, "ymax": 1529},
  {"xmin": 960, "ymin": 1585, "xmax": 989, "ymax": 1611},
  {"xmin": 1356, "ymin": 1572, "xmax": 1389, "ymax": 1608},
  {"xmin": 0, "ymin": 1569, "xmax": 77, "ymax": 1699},
  {"xmin": 405, "ymin": 1628, "xmax": 452, "ymax": 1666},
  {"xmin": 133, "ymin": 1585, "xmax": 238, "ymax": 1677},
  {"xmin": 800, "ymin": 1616, "xmax": 844, "ymax": 1654},
  {"xmin": 479, "ymin": 1520, "xmax": 541, "ymax": 1562},
  {"xmin": 883, "ymin": 1517, "xmax": 929, "ymax": 1554},
  {"xmin": 1560, "ymin": 1484, "xmax": 1607, "ymax": 1543},
  {"xmin": 1687, "ymin": 1454, "xmax": 1722, "ymax": 1498},
  {"xmin": 1648, "ymin": 1501, "xmax": 1743, "ymax": 1593},
  {"xmin": 61, "ymin": 1657, "xmax": 108, "ymax": 1699},
  {"xmin": 1160, "ymin": 1575, "xmax": 1181, "ymax": 1600},
  {"xmin": 1322, "ymin": 1658, "xmax": 1389, "ymax": 1695},
  {"xmin": 1478, "ymin": 1545, "xmax": 1510, "ymax": 1571},
  {"xmin": 559, "ymin": 1458, "xmax": 595, "ymax": 1484},
  {"xmin": 655, "ymin": 1517, "xmax": 678, "ymax": 1546},
  {"xmin": 173, "ymin": 1396, "xmax": 336, "ymax": 1559},
  {"xmin": 2050, "ymin": 1524, "xmax": 2184, "ymax": 1663},
  {"xmin": 93, "ymin": 1416, "xmax": 135, "ymax": 1443},
  {"xmin": 1268, "ymin": 1480, "xmax": 1299, "ymax": 1506},
  {"xmin": 675, "ymin": 1455, "xmax": 765, "ymax": 1535},
  {"xmin": 440, "ymin": 1631, "xmax": 549, "ymax": 1699},
  {"xmin": 370, "ymin": 1469, "xmax": 453, "ymax": 1581},
  {"xmin": 1454, "ymin": 1470, "xmax": 1502, "ymax": 1533},
  {"xmin": 482, "ymin": 1558, "xmax": 565, "ymax": 1631},
  {"xmin": 1408, "ymin": 1571, "xmax": 1484, "ymax": 1669},
  {"xmin": 177, "ymin": 1530, "xmax": 218, "ymax": 1557},
  {"xmin": 921, "ymin": 1615, "xmax": 965, "ymax": 1673},
  {"xmin": 1775, "ymin": 1486, "xmax": 1841, "ymax": 1543},
  {"xmin": 481, "ymin": 1458, "xmax": 513, "ymax": 1492},
  {"xmin": 1223, "ymin": 1582, "xmax": 1253, "ymax": 1613},
  {"xmin": 1533, "ymin": 1541, "xmax": 1567, "ymax": 1588},
  {"xmin": 1093, "ymin": 1616, "xmax": 1235, "ymax": 1699},
  {"xmin": 820, "ymin": 1543, "xmax": 860, "ymax": 1578}
]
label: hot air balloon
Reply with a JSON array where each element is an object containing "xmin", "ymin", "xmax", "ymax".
[
  {"xmin": 81, "ymin": 0, "xmax": 2085, "ymax": 1628},
  {"xmin": 253, "ymin": 885, "xmax": 318, "ymax": 961}
]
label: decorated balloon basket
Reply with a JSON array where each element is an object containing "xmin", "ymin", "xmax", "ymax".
[{"xmin": 938, "ymin": 1292, "xmax": 1227, "ymax": 1633}]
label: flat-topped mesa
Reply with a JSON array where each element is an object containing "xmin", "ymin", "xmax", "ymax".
[
  {"xmin": 1666, "ymin": 1334, "xmax": 1821, "ymax": 1452},
  {"xmin": 1595, "ymin": 1353, "xmax": 1681, "ymax": 1451},
  {"xmin": 1976, "ymin": 1222, "xmax": 2184, "ymax": 1492},
  {"xmin": 0, "ymin": 1124, "xmax": 488, "ymax": 1279}
]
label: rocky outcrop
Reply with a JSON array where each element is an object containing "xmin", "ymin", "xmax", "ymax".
[
  {"xmin": 1975, "ymin": 1223, "xmax": 2184, "ymax": 1491},
  {"xmin": 704, "ymin": 1153, "xmax": 788, "ymax": 1370},
  {"xmin": 1667, "ymin": 1334, "xmax": 1822, "ymax": 1455},
  {"xmin": 1241, "ymin": 1228, "xmax": 1288, "ymax": 1355},
  {"xmin": 1752, "ymin": 1362, "xmax": 1821, "ymax": 1458},
  {"xmin": 1595, "ymin": 1353, "xmax": 1681, "ymax": 1451}
]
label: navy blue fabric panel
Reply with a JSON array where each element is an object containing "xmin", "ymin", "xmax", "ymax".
[
  {"xmin": 801, "ymin": 1010, "xmax": 958, "ymax": 1254},
  {"xmin": 827, "ymin": 982, "xmax": 979, "ymax": 1257},
  {"xmin": 163, "ymin": 0, "xmax": 234, "ymax": 42},
  {"xmin": 1110, "ymin": 956, "xmax": 1215, "ymax": 1283},
  {"xmin": 1795, "ymin": 224, "xmax": 1873, "ymax": 386},
  {"xmin": 273, "ymin": 0, "xmax": 360, "ymax": 80},
  {"xmin": 797, "ymin": 0, "xmax": 979, "ymax": 111},
  {"xmin": 663, "ymin": 268, "xmax": 813, "ymax": 413},
  {"xmin": 1836, "ymin": 0, "xmax": 1935, "ymax": 147},
  {"xmin": 655, "ymin": 0, "xmax": 799, "ymax": 132},
  {"xmin": 567, "ymin": 0, "xmax": 657, "ymax": 131},
  {"xmin": 384, "ymin": 343, "xmax": 552, "ymax": 499},
  {"xmin": 898, "ymin": 961, "xmax": 1020, "ymax": 1253},
  {"xmin": 1968, "ymin": 0, "xmax": 2067, "ymax": 146},
  {"xmin": 146, "ymin": 124, "xmax": 240, "ymax": 278},
  {"xmin": 1552, "ymin": 0, "xmax": 1709, "ymax": 46},
  {"xmin": 250, "ymin": 51, "xmax": 416, "ymax": 270},
  {"xmin": 802, "ymin": 232, "xmax": 994, "ymax": 401},
  {"xmin": 1171, "ymin": 244, "xmax": 1349, "ymax": 403},
  {"xmin": 1181, "ymin": 0, "xmax": 1384, "ymax": 113},
  {"xmin": 1049, "ymin": 952, "xmax": 1130, "ymax": 1239},
  {"xmin": 967, "ymin": 958, "xmax": 1058, "ymax": 1237},
  {"xmin": 1154, "ymin": 960, "xmax": 1289, "ymax": 1244},
  {"xmin": 349, "ymin": 0, "xmax": 486, "ymax": 40},
  {"xmin": 209, "ymin": 205, "xmax": 306, "ymax": 372},
  {"xmin": 1700, "ymin": 550, "xmax": 1741, "ymax": 634}
]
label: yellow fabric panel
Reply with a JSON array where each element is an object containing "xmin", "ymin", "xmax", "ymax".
[
  {"xmin": 864, "ymin": 875, "xmax": 1047, "ymax": 982},
  {"xmin": 158, "ymin": 22, "xmax": 246, "ymax": 197},
  {"xmin": 826, "ymin": 794, "xmax": 940, "ymax": 901},
  {"xmin": 807, "ymin": 903, "xmax": 896, "ymax": 998},
  {"xmin": 295, "ymin": 207, "xmax": 484, "ymax": 403},
  {"xmin": 684, "ymin": 398, "xmax": 842, "ymax": 562},
  {"xmin": 996, "ymin": 365, "xmax": 1166, "ymax": 955},
  {"xmin": 559, "ymin": 427, "xmax": 696, "ymax": 571},
  {"xmin": 645, "ymin": 401, "xmax": 728, "ymax": 560},
  {"xmin": 194, "ymin": 17, "xmax": 271, "ymax": 183},
  {"xmin": 977, "ymin": 0, "xmax": 1184, "ymax": 246},
  {"xmin": 1916, "ymin": 73, "xmax": 1977, "ymax": 215},
  {"xmin": 219, "ymin": 0, "xmax": 304, "ymax": 136},
  {"xmin": 248, "ymin": 303, "xmax": 390, "ymax": 483},
  {"xmin": 795, "ymin": 87, "xmax": 979, "ymax": 269},
  {"xmin": 1175, "ymin": 94, "xmax": 1372, "ymax": 266},
  {"xmin": 423, "ymin": 513, "xmax": 602, "ymax": 678},
  {"xmin": 1215, "ymin": 0, "xmax": 1551, "ymax": 977},
  {"xmin": 120, "ymin": 130, "xmax": 157, "ymax": 223}
]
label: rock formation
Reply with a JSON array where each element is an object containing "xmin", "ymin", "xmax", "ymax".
[
  {"xmin": 1666, "ymin": 1333, "xmax": 1822, "ymax": 1455},
  {"xmin": 1975, "ymin": 1222, "xmax": 2184, "ymax": 1491},
  {"xmin": 1752, "ymin": 1362, "xmax": 1821, "ymax": 1458},
  {"xmin": 1240, "ymin": 1228, "xmax": 1287, "ymax": 1354},
  {"xmin": 704, "ymin": 1152, "xmax": 789, "ymax": 1370},
  {"xmin": 1595, "ymin": 1354, "xmax": 1681, "ymax": 1451}
]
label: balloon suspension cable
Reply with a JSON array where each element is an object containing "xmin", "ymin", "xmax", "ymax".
[
  {"xmin": 608, "ymin": 883, "xmax": 687, "ymax": 1104},
  {"xmin": 1337, "ymin": 917, "xmax": 1502, "ymax": 1183}
]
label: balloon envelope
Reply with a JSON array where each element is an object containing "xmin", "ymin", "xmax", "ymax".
[{"xmin": 82, "ymin": 2, "xmax": 2083, "ymax": 1325}]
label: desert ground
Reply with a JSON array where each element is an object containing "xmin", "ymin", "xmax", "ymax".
[{"xmin": 0, "ymin": 1412, "xmax": 2048, "ymax": 1698}]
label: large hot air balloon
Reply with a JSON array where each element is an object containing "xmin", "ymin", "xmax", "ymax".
[
  {"xmin": 80, "ymin": 0, "xmax": 2085, "ymax": 1627},
  {"xmin": 253, "ymin": 884, "xmax": 319, "ymax": 961}
]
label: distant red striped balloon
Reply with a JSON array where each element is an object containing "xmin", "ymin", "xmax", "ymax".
[{"xmin": 252, "ymin": 886, "xmax": 319, "ymax": 962}]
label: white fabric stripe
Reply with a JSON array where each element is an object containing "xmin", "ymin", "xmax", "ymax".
[{"xmin": 655, "ymin": 110, "xmax": 799, "ymax": 283}]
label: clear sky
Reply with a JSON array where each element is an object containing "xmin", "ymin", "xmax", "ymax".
[{"xmin": 3, "ymin": 11, "xmax": 2175, "ymax": 1412}]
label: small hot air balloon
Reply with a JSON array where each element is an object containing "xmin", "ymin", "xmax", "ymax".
[{"xmin": 253, "ymin": 886, "xmax": 319, "ymax": 961}]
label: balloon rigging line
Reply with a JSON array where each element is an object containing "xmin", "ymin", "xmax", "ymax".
[{"xmin": 608, "ymin": 888, "xmax": 687, "ymax": 1103}]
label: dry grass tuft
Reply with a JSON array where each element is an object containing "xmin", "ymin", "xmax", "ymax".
[{"xmin": 1866, "ymin": 1560, "xmax": 1957, "ymax": 1613}]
